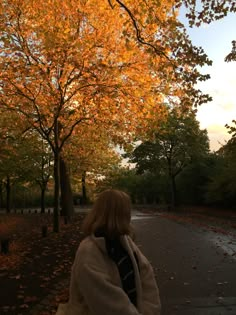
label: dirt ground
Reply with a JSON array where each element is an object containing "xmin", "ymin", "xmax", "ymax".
[{"xmin": 0, "ymin": 212, "xmax": 85, "ymax": 315}]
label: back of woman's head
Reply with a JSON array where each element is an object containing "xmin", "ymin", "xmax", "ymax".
[{"xmin": 82, "ymin": 189, "xmax": 132, "ymax": 238}]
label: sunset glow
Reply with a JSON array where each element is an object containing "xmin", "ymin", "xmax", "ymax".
[
  {"xmin": 196, "ymin": 62, "xmax": 236, "ymax": 151},
  {"xmin": 181, "ymin": 12, "xmax": 236, "ymax": 151}
]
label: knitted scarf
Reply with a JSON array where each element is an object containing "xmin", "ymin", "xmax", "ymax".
[
  {"xmin": 94, "ymin": 231, "xmax": 138, "ymax": 307},
  {"xmin": 105, "ymin": 237, "xmax": 139, "ymax": 307}
]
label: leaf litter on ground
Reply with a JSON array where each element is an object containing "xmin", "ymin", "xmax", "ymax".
[{"xmin": 0, "ymin": 212, "xmax": 85, "ymax": 314}]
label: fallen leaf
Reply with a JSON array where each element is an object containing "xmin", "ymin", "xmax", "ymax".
[
  {"xmin": 24, "ymin": 296, "xmax": 38, "ymax": 303},
  {"xmin": 19, "ymin": 304, "xmax": 29, "ymax": 309}
]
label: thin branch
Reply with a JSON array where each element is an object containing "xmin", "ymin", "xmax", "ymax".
[
  {"xmin": 108, "ymin": 0, "xmax": 115, "ymax": 9},
  {"xmin": 114, "ymin": 0, "xmax": 170, "ymax": 60},
  {"xmin": 64, "ymin": 60, "xmax": 84, "ymax": 94},
  {"xmin": 59, "ymin": 118, "xmax": 86, "ymax": 150}
]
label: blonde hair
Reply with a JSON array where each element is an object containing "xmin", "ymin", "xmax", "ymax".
[{"xmin": 82, "ymin": 189, "xmax": 132, "ymax": 238}]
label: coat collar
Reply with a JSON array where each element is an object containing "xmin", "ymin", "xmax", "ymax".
[{"xmin": 90, "ymin": 234, "xmax": 130, "ymax": 254}]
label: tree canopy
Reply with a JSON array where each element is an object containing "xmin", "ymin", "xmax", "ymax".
[
  {"xmin": 127, "ymin": 108, "xmax": 209, "ymax": 208},
  {"xmin": 1, "ymin": 0, "xmax": 235, "ymax": 224}
]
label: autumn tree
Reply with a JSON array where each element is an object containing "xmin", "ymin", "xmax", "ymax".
[
  {"xmin": 0, "ymin": 110, "xmax": 27, "ymax": 212},
  {"xmin": 176, "ymin": 153, "xmax": 215, "ymax": 205},
  {"xmin": 0, "ymin": 0, "xmax": 212, "ymax": 231},
  {"xmin": 17, "ymin": 133, "xmax": 53, "ymax": 214},
  {"xmin": 0, "ymin": 109, "xmax": 53, "ymax": 212},
  {"xmin": 176, "ymin": 0, "xmax": 236, "ymax": 207},
  {"xmin": 177, "ymin": 0, "xmax": 236, "ymax": 27},
  {"xmin": 98, "ymin": 166, "xmax": 163, "ymax": 204},
  {"xmin": 106, "ymin": 0, "xmax": 213, "ymax": 108},
  {"xmin": 127, "ymin": 109, "xmax": 210, "ymax": 209},
  {"xmin": 205, "ymin": 138, "xmax": 236, "ymax": 207},
  {"xmin": 63, "ymin": 123, "xmax": 122, "ymax": 203},
  {"xmin": 225, "ymin": 36, "xmax": 236, "ymax": 141}
]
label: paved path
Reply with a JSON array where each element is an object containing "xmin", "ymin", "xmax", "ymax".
[
  {"xmin": 29, "ymin": 210, "xmax": 236, "ymax": 315},
  {"xmin": 132, "ymin": 212, "xmax": 236, "ymax": 315}
]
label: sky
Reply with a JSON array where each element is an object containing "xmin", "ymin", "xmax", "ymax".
[{"xmin": 179, "ymin": 11, "xmax": 236, "ymax": 151}]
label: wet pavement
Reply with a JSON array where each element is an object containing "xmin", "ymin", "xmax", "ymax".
[
  {"xmin": 24, "ymin": 209, "xmax": 236, "ymax": 314},
  {"xmin": 132, "ymin": 212, "xmax": 236, "ymax": 315}
]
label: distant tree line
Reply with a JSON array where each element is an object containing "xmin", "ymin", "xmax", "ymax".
[
  {"xmin": 1, "ymin": 106, "xmax": 236, "ymax": 213},
  {"xmin": 98, "ymin": 109, "xmax": 236, "ymax": 211}
]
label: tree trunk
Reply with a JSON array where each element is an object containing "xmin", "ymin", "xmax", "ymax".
[
  {"xmin": 60, "ymin": 157, "xmax": 74, "ymax": 219},
  {"xmin": 168, "ymin": 158, "xmax": 176, "ymax": 211},
  {"xmin": 6, "ymin": 176, "xmax": 11, "ymax": 213},
  {"xmin": 53, "ymin": 121, "xmax": 60, "ymax": 233},
  {"xmin": 170, "ymin": 175, "xmax": 177, "ymax": 211},
  {"xmin": 81, "ymin": 171, "xmax": 87, "ymax": 205},
  {"xmin": 0, "ymin": 180, "xmax": 3, "ymax": 210},
  {"xmin": 40, "ymin": 185, "xmax": 46, "ymax": 214}
]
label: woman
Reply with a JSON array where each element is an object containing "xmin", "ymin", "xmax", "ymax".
[{"xmin": 57, "ymin": 189, "xmax": 161, "ymax": 315}]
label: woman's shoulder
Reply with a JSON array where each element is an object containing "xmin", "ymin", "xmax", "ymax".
[
  {"xmin": 73, "ymin": 236, "xmax": 98, "ymax": 267},
  {"xmin": 77, "ymin": 236, "xmax": 97, "ymax": 254},
  {"xmin": 76, "ymin": 235, "xmax": 106, "ymax": 260},
  {"xmin": 73, "ymin": 235, "xmax": 112, "ymax": 272}
]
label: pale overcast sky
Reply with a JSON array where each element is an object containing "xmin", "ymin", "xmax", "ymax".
[{"xmin": 179, "ymin": 11, "xmax": 236, "ymax": 151}]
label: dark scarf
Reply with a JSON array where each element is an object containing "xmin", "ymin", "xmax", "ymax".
[{"xmin": 95, "ymin": 231, "xmax": 138, "ymax": 307}]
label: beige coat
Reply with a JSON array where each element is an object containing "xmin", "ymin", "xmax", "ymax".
[{"xmin": 56, "ymin": 234, "xmax": 161, "ymax": 315}]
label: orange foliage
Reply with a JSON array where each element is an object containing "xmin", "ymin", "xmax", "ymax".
[{"xmin": 0, "ymin": 0, "xmax": 177, "ymax": 149}]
